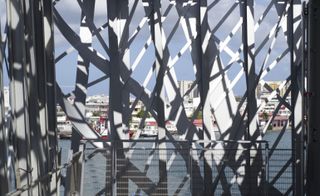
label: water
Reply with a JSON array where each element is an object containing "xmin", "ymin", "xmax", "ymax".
[
  {"xmin": 264, "ymin": 130, "xmax": 292, "ymax": 149},
  {"xmin": 58, "ymin": 130, "xmax": 293, "ymax": 195}
]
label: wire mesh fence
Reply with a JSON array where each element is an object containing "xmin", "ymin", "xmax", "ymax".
[
  {"xmin": 268, "ymin": 149, "xmax": 293, "ymax": 196},
  {"xmin": 80, "ymin": 141, "xmax": 293, "ymax": 196}
]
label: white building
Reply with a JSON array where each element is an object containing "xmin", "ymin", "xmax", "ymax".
[
  {"xmin": 85, "ymin": 95, "xmax": 109, "ymax": 115},
  {"xmin": 256, "ymin": 80, "xmax": 290, "ymax": 99},
  {"xmin": 178, "ymin": 80, "xmax": 199, "ymax": 99}
]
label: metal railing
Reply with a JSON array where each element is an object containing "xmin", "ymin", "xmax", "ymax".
[
  {"xmin": 5, "ymin": 140, "xmax": 293, "ymax": 196},
  {"xmin": 82, "ymin": 140, "xmax": 275, "ymax": 196}
]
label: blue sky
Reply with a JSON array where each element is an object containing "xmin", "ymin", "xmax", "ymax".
[{"xmin": 1, "ymin": 0, "xmax": 292, "ymax": 96}]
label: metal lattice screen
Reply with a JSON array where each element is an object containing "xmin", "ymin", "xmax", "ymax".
[
  {"xmin": 0, "ymin": 0, "xmax": 304, "ymax": 195},
  {"xmin": 52, "ymin": 0, "xmax": 303, "ymax": 194}
]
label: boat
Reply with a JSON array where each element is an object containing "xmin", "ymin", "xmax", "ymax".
[
  {"xmin": 141, "ymin": 121, "xmax": 158, "ymax": 137},
  {"xmin": 57, "ymin": 115, "xmax": 72, "ymax": 139}
]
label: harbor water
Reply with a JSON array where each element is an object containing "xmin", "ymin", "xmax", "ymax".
[{"xmin": 59, "ymin": 130, "xmax": 292, "ymax": 195}]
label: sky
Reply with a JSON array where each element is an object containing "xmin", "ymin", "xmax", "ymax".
[{"xmin": 1, "ymin": 0, "xmax": 292, "ymax": 97}]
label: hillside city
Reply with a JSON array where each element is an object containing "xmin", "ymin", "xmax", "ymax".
[
  {"xmin": 56, "ymin": 80, "xmax": 291, "ymax": 139},
  {"xmin": 2, "ymin": 80, "xmax": 291, "ymax": 139}
]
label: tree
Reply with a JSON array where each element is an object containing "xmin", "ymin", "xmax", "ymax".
[
  {"xmin": 196, "ymin": 111, "xmax": 203, "ymax": 119},
  {"xmin": 136, "ymin": 109, "xmax": 150, "ymax": 118},
  {"xmin": 92, "ymin": 111, "xmax": 102, "ymax": 116},
  {"xmin": 262, "ymin": 111, "xmax": 269, "ymax": 120},
  {"xmin": 262, "ymin": 111, "xmax": 273, "ymax": 130}
]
